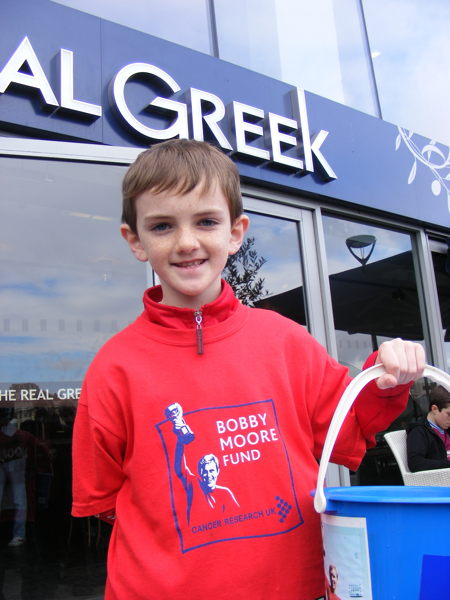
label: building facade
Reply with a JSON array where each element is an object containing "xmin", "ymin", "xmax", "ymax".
[{"xmin": 0, "ymin": 0, "xmax": 449, "ymax": 597}]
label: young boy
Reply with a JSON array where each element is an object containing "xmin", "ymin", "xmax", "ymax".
[
  {"xmin": 407, "ymin": 385, "xmax": 450, "ymax": 472},
  {"xmin": 72, "ymin": 139, "xmax": 425, "ymax": 600}
]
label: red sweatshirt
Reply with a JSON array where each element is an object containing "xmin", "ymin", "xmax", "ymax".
[{"xmin": 72, "ymin": 281, "xmax": 410, "ymax": 600}]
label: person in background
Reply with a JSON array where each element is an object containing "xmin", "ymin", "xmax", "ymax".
[
  {"xmin": 0, "ymin": 408, "xmax": 27, "ymax": 547},
  {"xmin": 407, "ymin": 385, "xmax": 450, "ymax": 472}
]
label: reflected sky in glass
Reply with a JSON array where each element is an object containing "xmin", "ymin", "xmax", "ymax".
[
  {"xmin": 321, "ymin": 215, "xmax": 412, "ymax": 275},
  {"xmin": 321, "ymin": 214, "xmax": 423, "ymax": 371},
  {"xmin": 363, "ymin": 0, "xmax": 450, "ymax": 144},
  {"xmin": 52, "ymin": 0, "xmax": 448, "ymax": 143},
  {"xmin": 51, "ymin": 0, "xmax": 212, "ymax": 54},
  {"xmin": 0, "ymin": 157, "xmax": 146, "ymax": 384},
  {"xmin": 214, "ymin": 0, "xmax": 378, "ymax": 114},
  {"xmin": 243, "ymin": 211, "xmax": 303, "ymax": 297}
]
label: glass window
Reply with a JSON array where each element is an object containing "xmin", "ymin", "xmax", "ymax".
[
  {"xmin": 431, "ymin": 238, "xmax": 450, "ymax": 371},
  {"xmin": 0, "ymin": 155, "xmax": 145, "ymax": 597},
  {"xmin": 362, "ymin": 0, "xmax": 450, "ymax": 144},
  {"xmin": 322, "ymin": 214, "xmax": 427, "ymax": 485},
  {"xmin": 0, "ymin": 160, "xmax": 310, "ymax": 599},
  {"xmin": 51, "ymin": 0, "xmax": 213, "ymax": 54},
  {"xmin": 225, "ymin": 210, "xmax": 306, "ymax": 325},
  {"xmin": 214, "ymin": 0, "xmax": 379, "ymax": 115},
  {"xmin": 322, "ymin": 215, "xmax": 424, "ymax": 365}
]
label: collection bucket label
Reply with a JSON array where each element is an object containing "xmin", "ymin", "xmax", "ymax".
[{"xmin": 321, "ymin": 514, "xmax": 373, "ymax": 599}]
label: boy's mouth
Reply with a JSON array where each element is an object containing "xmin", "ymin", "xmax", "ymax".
[{"xmin": 173, "ymin": 259, "xmax": 206, "ymax": 269}]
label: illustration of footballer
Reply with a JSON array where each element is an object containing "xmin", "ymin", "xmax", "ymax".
[{"xmin": 165, "ymin": 403, "xmax": 239, "ymax": 524}]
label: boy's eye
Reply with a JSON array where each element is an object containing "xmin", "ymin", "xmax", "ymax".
[
  {"xmin": 151, "ymin": 222, "xmax": 171, "ymax": 232},
  {"xmin": 199, "ymin": 218, "xmax": 218, "ymax": 227}
]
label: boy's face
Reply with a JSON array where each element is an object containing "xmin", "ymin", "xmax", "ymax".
[{"xmin": 121, "ymin": 180, "xmax": 249, "ymax": 309}]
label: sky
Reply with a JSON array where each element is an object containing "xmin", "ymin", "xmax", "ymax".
[{"xmin": 52, "ymin": 0, "xmax": 450, "ymax": 144}]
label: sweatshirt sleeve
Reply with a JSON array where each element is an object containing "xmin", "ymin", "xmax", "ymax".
[
  {"xmin": 72, "ymin": 373, "xmax": 126, "ymax": 518},
  {"xmin": 352, "ymin": 351, "xmax": 412, "ymax": 443},
  {"xmin": 309, "ymin": 345, "xmax": 411, "ymax": 471}
]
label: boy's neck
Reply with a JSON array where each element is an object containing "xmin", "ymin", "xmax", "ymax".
[{"xmin": 158, "ymin": 279, "xmax": 224, "ymax": 310}]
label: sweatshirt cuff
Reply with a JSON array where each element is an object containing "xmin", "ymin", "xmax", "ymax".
[
  {"xmin": 362, "ymin": 351, "xmax": 414, "ymax": 397},
  {"xmin": 353, "ymin": 351, "xmax": 412, "ymax": 447}
]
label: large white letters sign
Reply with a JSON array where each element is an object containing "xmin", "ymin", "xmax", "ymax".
[{"xmin": 0, "ymin": 36, "xmax": 336, "ymax": 180}]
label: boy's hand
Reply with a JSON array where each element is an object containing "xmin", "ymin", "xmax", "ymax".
[{"xmin": 374, "ymin": 338, "xmax": 425, "ymax": 389}]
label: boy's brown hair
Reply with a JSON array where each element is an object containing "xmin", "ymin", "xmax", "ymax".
[{"xmin": 122, "ymin": 139, "xmax": 243, "ymax": 233}]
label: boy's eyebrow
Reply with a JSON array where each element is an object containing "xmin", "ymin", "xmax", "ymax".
[
  {"xmin": 142, "ymin": 208, "xmax": 226, "ymax": 222},
  {"xmin": 192, "ymin": 208, "xmax": 227, "ymax": 217},
  {"xmin": 142, "ymin": 214, "xmax": 173, "ymax": 222}
]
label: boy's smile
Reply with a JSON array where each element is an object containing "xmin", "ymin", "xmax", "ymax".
[{"xmin": 121, "ymin": 181, "xmax": 249, "ymax": 309}]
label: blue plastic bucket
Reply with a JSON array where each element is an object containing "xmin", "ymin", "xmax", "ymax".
[
  {"xmin": 320, "ymin": 485, "xmax": 450, "ymax": 600},
  {"xmin": 314, "ymin": 365, "xmax": 450, "ymax": 600}
]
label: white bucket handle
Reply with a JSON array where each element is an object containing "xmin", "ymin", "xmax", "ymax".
[{"xmin": 314, "ymin": 364, "xmax": 450, "ymax": 513}]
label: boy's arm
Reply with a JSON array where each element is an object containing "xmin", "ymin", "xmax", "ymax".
[
  {"xmin": 72, "ymin": 398, "xmax": 125, "ymax": 519},
  {"xmin": 327, "ymin": 339, "xmax": 424, "ymax": 470},
  {"xmin": 313, "ymin": 339, "xmax": 424, "ymax": 470},
  {"xmin": 352, "ymin": 339, "xmax": 425, "ymax": 443}
]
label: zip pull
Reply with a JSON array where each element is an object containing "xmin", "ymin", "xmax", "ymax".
[{"xmin": 194, "ymin": 310, "xmax": 204, "ymax": 355}]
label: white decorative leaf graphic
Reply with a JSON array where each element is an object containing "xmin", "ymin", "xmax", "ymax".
[
  {"xmin": 431, "ymin": 180, "xmax": 441, "ymax": 196},
  {"xmin": 408, "ymin": 160, "xmax": 417, "ymax": 184},
  {"xmin": 422, "ymin": 144, "xmax": 445, "ymax": 161},
  {"xmin": 397, "ymin": 126, "xmax": 450, "ymax": 207}
]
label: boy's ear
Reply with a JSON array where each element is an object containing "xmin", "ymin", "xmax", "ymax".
[
  {"xmin": 120, "ymin": 224, "xmax": 148, "ymax": 262},
  {"xmin": 228, "ymin": 214, "xmax": 250, "ymax": 256}
]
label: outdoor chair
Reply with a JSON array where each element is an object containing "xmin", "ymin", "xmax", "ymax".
[{"xmin": 384, "ymin": 430, "xmax": 450, "ymax": 486}]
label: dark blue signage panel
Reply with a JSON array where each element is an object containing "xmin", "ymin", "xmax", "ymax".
[{"xmin": 0, "ymin": 0, "xmax": 449, "ymax": 228}]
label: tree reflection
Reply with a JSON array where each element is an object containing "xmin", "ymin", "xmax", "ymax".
[{"xmin": 223, "ymin": 237, "xmax": 268, "ymax": 306}]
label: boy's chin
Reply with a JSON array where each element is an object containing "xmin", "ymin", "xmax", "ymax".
[{"xmin": 162, "ymin": 279, "xmax": 223, "ymax": 307}]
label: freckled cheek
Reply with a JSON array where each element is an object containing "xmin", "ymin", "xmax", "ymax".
[{"xmin": 146, "ymin": 239, "xmax": 172, "ymax": 257}]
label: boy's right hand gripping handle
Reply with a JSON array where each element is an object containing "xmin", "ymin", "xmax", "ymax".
[{"xmin": 314, "ymin": 364, "xmax": 450, "ymax": 514}]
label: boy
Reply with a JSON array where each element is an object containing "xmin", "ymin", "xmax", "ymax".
[
  {"xmin": 407, "ymin": 385, "xmax": 450, "ymax": 471},
  {"xmin": 72, "ymin": 139, "xmax": 425, "ymax": 600}
]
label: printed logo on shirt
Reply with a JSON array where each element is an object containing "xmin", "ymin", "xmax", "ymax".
[{"xmin": 156, "ymin": 399, "xmax": 304, "ymax": 553}]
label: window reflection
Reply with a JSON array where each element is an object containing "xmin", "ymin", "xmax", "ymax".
[
  {"xmin": 362, "ymin": 0, "xmax": 450, "ymax": 143},
  {"xmin": 51, "ymin": 0, "xmax": 213, "ymax": 54},
  {"xmin": 214, "ymin": 0, "xmax": 378, "ymax": 115},
  {"xmin": 0, "ymin": 157, "xmax": 145, "ymax": 598},
  {"xmin": 432, "ymin": 240, "xmax": 450, "ymax": 371},
  {"xmin": 0, "ymin": 157, "xmax": 144, "ymax": 383},
  {"xmin": 322, "ymin": 214, "xmax": 427, "ymax": 485},
  {"xmin": 322, "ymin": 215, "xmax": 423, "ymax": 367},
  {"xmin": 50, "ymin": 0, "xmax": 449, "ymax": 143},
  {"xmin": 224, "ymin": 211, "xmax": 306, "ymax": 325}
]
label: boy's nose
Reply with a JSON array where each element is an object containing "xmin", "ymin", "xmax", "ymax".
[{"xmin": 175, "ymin": 227, "xmax": 200, "ymax": 253}]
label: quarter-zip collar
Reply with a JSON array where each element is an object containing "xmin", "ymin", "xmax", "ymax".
[{"xmin": 142, "ymin": 279, "xmax": 240, "ymax": 332}]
